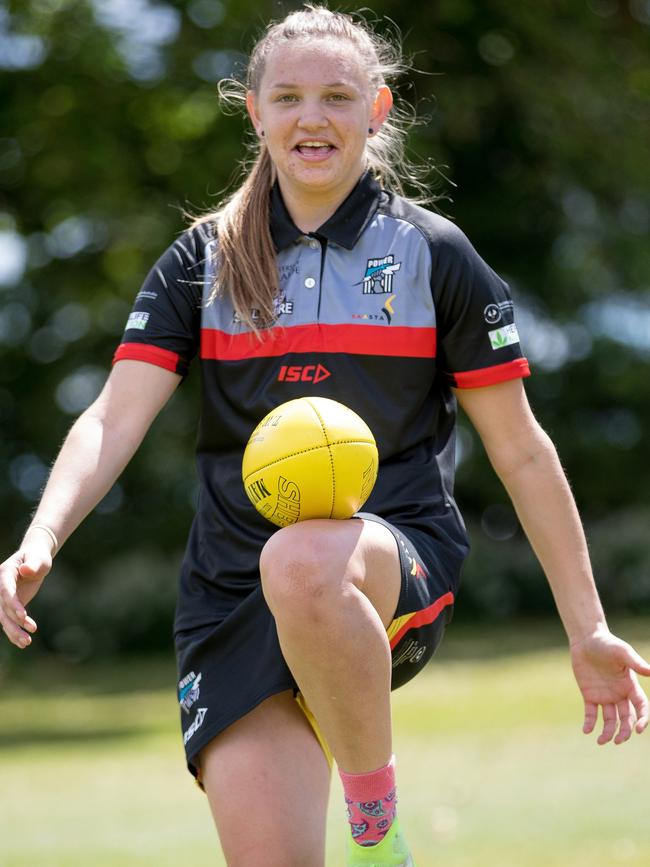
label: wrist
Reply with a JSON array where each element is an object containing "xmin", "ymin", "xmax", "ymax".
[
  {"xmin": 25, "ymin": 523, "xmax": 59, "ymax": 557},
  {"xmin": 568, "ymin": 621, "xmax": 610, "ymax": 649}
]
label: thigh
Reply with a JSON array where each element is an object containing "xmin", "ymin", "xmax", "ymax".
[{"xmin": 198, "ymin": 691, "xmax": 331, "ymax": 867}]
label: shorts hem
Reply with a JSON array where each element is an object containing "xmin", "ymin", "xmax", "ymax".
[{"xmin": 184, "ymin": 680, "xmax": 295, "ymax": 777}]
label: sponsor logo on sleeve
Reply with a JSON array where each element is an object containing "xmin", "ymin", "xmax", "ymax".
[
  {"xmin": 135, "ymin": 290, "xmax": 158, "ymax": 303},
  {"xmin": 125, "ymin": 311, "xmax": 150, "ymax": 331},
  {"xmin": 484, "ymin": 300, "xmax": 514, "ymax": 325},
  {"xmin": 488, "ymin": 323, "xmax": 520, "ymax": 350}
]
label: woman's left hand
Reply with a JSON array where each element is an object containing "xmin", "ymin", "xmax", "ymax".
[{"xmin": 570, "ymin": 630, "xmax": 650, "ymax": 745}]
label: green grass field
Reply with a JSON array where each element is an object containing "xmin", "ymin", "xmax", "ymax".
[{"xmin": 1, "ymin": 620, "xmax": 649, "ymax": 866}]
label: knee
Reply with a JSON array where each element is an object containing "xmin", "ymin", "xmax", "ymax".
[{"xmin": 259, "ymin": 523, "xmax": 347, "ymax": 622}]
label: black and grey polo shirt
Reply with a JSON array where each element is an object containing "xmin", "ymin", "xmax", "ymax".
[{"xmin": 114, "ymin": 171, "xmax": 530, "ymax": 631}]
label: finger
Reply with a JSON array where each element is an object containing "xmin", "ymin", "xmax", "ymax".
[
  {"xmin": 12, "ymin": 613, "xmax": 38, "ymax": 634},
  {"xmin": 631, "ymin": 683, "xmax": 649, "ymax": 734},
  {"xmin": 0, "ymin": 567, "xmax": 37, "ymax": 638},
  {"xmin": 626, "ymin": 649, "xmax": 650, "ymax": 678},
  {"xmin": 614, "ymin": 700, "xmax": 635, "ymax": 745},
  {"xmin": 0, "ymin": 580, "xmax": 24, "ymax": 627},
  {"xmin": 23, "ymin": 614, "xmax": 38, "ymax": 633},
  {"xmin": 18, "ymin": 556, "xmax": 51, "ymax": 582},
  {"xmin": 0, "ymin": 581, "xmax": 38, "ymax": 631},
  {"xmin": 598, "ymin": 704, "xmax": 617, "ymax": 745},
  {"xmin": 0, "ymin": 609, "xmax": 33, "ymax": 648},
  {"xmin": 583, "ymin": 702, "xmax": 598, "ymax": 734}
]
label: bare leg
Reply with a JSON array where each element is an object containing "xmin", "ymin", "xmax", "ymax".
[
  {"xmin": 260, "ymin": 518, "xmax": 401, "ymax": 774},
  {"xmin": 199, "ymin": 691, "xmax": 331, "ymax": 867}
]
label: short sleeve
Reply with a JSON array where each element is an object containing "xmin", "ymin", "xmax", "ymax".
[
  {"xmin": 113, "ymin": 227, "xmax": 209, "ymax": 376},
  {"xmin": 431, "ymin": 222, "xmax": 530, "ymax": 388}
]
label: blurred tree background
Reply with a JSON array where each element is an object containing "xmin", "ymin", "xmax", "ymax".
[{"xmin": 1, "ymin": 0, "xmax": 649, "ymax": 660}]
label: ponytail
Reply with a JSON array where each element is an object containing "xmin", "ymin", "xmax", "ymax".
[{"xmin": 195, "ymin": 147, "xmax": 278, "ymax": 329}]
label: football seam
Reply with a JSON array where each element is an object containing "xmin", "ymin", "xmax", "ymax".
[
  {"xmin": 242, "ymin": 441, "xmax": 375, "ymax": 480},
  {"xmin": 304, "ymin": 398, "xmax": 336, "ymax": 519}
]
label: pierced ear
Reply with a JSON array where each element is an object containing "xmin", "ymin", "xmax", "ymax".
[{"xmin": 369, "ymin": 85, "xmax": 393, "ymax": 135}]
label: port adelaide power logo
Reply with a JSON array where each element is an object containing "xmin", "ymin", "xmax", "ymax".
[
  {"xmin": 178, "ymin": 671, "xmax": 202, "ymax": 714},
  {"xmin": 359, "ymin": 254, "xmax": 401, "ymax": 294}
]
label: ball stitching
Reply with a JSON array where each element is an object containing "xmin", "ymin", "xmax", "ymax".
[{"xmin": 304, "ymin": 398, "xmax": 336, "ymax": 519}]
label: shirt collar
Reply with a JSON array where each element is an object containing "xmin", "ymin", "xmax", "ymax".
[{"xmin": 270, "ymin": 171, "xmax": 383, "ymax": 251}]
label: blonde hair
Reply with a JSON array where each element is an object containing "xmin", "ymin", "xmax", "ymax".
[{"xmin": 193, "ymin": 4, "xmax": 428, "ymax": 330}]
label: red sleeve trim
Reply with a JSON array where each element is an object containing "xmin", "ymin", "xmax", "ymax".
[
  {"xmin": 113, "ymin": 342, "xmax": 182, "ymax": 373},
  {"xmin": 447, "ymin": 357, "xmax": 531, "ymax": 389}
]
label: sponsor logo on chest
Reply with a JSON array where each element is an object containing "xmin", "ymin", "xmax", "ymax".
[
  {"xmin": 277, "ymin": 364, "xmax": 331, "ymax": 383},
  {"xmin": 232, "ymin": 295, "xmax": 294, "ymax": 325},
  {"xmin": 352, "ymin": 294, "xmax": 397, "ymax": 325}
]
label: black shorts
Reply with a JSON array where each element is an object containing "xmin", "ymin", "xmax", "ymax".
[{"xmin": 175, "ymin": 514, "xmax": 464, "ymax": 778}]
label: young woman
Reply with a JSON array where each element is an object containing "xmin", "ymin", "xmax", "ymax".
[{"xmin": 1, "ymin": 6, "xmax": 648, "ymax": 867}]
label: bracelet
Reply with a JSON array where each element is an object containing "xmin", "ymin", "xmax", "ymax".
[{"xmin": 29, "ymin": 523, "xmax": 59, "ymax": 556}]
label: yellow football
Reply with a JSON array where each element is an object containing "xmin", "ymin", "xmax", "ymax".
[{"xmin": 242, "ymin": 397, "xmax": 378, "ymax": 527}]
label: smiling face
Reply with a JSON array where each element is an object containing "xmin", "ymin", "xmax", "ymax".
[{"xmin": 246, "ymin": 38, "xmax": 392, "ymax": 214}]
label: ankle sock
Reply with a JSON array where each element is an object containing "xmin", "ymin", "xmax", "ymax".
[{"xmin": 339, "ymin": 755, "xmax": 397, "ymax": 847}]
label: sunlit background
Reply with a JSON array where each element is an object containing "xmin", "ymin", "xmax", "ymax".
[{"xmin": 1, "ymin": 0, "xmax": 649, "ymax": 661}]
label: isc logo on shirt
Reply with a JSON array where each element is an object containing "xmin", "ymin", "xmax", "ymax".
[{"xmin": 277, "ymin": 364, "xmax": 331, "ymax": 383}]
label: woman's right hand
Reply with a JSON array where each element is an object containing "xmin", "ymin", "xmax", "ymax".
[{"xmin": 0, "ymin": 531, "xmax": 53, "ymax": 648}]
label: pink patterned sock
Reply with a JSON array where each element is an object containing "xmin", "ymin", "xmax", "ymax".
[{"xmin": 339, "ymin": 755, "xmax": 397, "ymax": 847}]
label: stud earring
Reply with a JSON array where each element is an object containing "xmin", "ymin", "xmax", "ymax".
[
  {"xmin": 368, "ymin": 127, "xmax": 374, "ymax": 135},
  {"xmin": 260, "ymin": 130, "xmax": 264, "ymax": 137}
]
